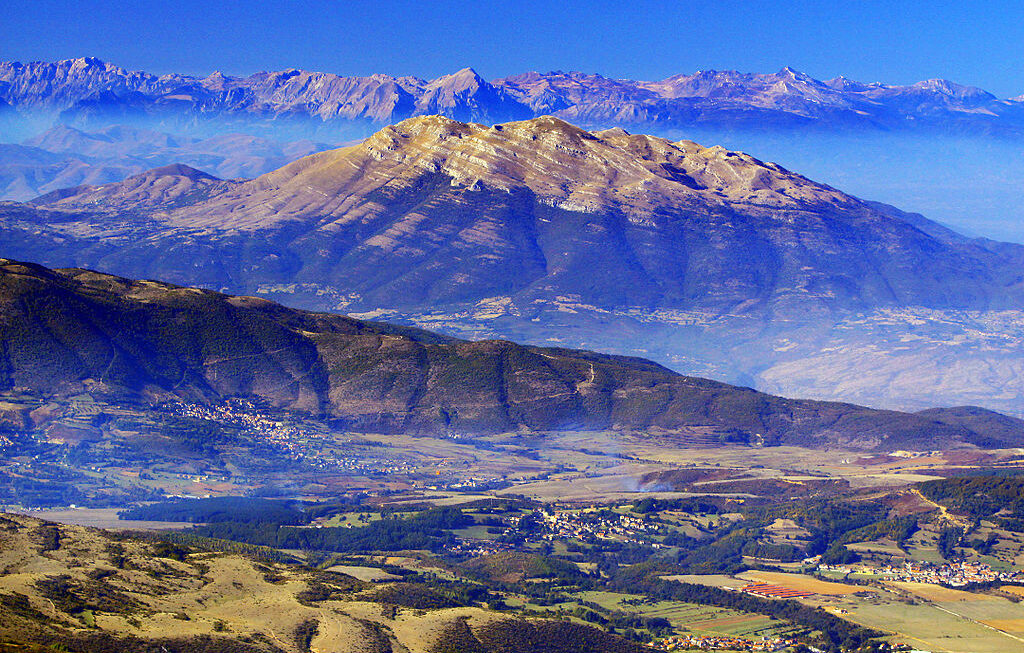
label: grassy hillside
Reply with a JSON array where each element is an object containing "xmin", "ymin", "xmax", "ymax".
[{"xmin": 0, "ymin": 512, "xmax": 647, "ymax": 653}]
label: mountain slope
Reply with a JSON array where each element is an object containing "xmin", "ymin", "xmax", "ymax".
[
  {"xmin": 11, "ymin": 114, "xmax": 1024, "ymax": 317},
  {"xmin": 3, "ymin": 258, "xmax": 1021, "ymax": 450}
]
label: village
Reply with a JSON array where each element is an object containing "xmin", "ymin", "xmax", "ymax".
[
  {"xmin": 650, "ymin": 633, "xmax": 804, "ymax": 652},
  {"xmin": 537, "ymin": 508, "xmax": 659, "ymax": 545},
  {"xmin": 816, "ymin": 560, "xmax": 1024, "ymax": 586},
  {"xmin": 163, "ymin": 399, "xmax": 419, "ymax": 476},
  {"xmin": 164, "ymin": 398, "xmax": 331, "ymax": 458}
]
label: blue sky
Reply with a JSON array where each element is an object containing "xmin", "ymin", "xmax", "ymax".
[{"xmin": 6, "ymin": 0, "xmax": 1024, "ymax": 96}]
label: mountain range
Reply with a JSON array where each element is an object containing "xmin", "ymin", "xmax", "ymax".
[
  {"xmin": 3, "ymin": 58, "xmax": 1021, "ymax": 139},
  {"xmin": 3, "ymin": 257, "xmax": 1022, "ymax": 450},
  {"xmin": 2, "ymin": 115, "xmax": 1024, "ymax": 414},
  {"xmin": 5, "ymin": 58, "xmax": 1024, "ymax": 245}
]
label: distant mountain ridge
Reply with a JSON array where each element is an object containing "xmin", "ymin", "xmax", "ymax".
[
  {"xmin": 2, "ymin": 57, "xmax": 1022, "ymax": 140},
  {"xmin": 0, "ymin": 122, "xmax": 332, "ymax": 201}
]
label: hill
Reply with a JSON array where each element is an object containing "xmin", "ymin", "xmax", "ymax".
[
  {"xmin": 0, "ymin": 121, "xmax": 331, "ymax": 202},
  {"xmin": 3, "ymin": 257, "xmax": 1023, "ymax": 449},
  {"xmin": 0, "ymin": 512, "xmax": 646, "ymax": 653}
]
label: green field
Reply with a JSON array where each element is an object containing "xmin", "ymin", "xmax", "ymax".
[
  {"xmin": 452, "ymin": 524, "xmax": 499, "ymax": 540},
  {"xmin": 322, "ymin": 511, "xmax": 385, "ymax": 527}
]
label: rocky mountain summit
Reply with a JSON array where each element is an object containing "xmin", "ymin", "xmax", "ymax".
[{"xmin": 12, "ymin": 114, "xmax": 1023, "ymax": 314}]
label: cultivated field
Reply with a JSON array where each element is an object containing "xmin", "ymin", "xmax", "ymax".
[
  {"xmin": 736, "ymin": 571, "xmax": 870, "ymax": 596},
  {"xmin": 887, "ymin": 581, "xmax": 990, "ymax": 602},
  {"xmin": 842, "ymin": 597, "xmax": 1024, "ymax": 653},
  {"xmin": 325, "ymin": 565, "xmax": 401, "ymax": 582},
  {"xmin": 662, "ymin": 571, "xmax": 1024, "ymax": 652}
]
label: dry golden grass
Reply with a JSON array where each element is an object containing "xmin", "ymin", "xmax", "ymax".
[
  {"xmin": 980, "ymin": 618, "xmax": 1024, "ymax": 632},
  {"xmin": 1, "ymin": 512, "xmax": 622, "ymax": 653},
  {"xmin": 887, "ymin": 581, "xmax": 989, "ymax": 602}
]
